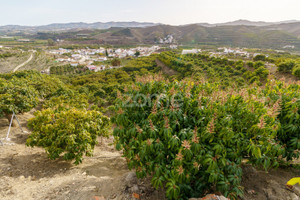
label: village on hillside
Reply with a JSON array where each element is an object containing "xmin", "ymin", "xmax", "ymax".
[
  {"xmin": 0, "ymin": 42, "xmax": 281, "ymax": 74},
  {"xmin": 47, "ymin": 46, "xmax": 161, "ymax": 72}
]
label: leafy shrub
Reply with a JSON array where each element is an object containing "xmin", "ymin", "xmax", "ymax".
[
  {"xmin": 253, "ymin": 54, "xmax": 266, "ymax": 61},
  {"xmin": 27, "ymin": 109, "xmax": 110, "ymax": 164},
  {"xmin": 0, "ymin": 52, "xmax": 15, "ymax": 58},
  {"xmin": 246, "ymin": 61, "xmax": 254, "ymax": 68},
  {"xmin": 113, "ymin": 76, "xmax": 284, "ymax": 199},
  {"xmin": 249, "ymin": 76, "xmax": 259, "ymax": 84},
  {"xmin": 277, "ymin": 61, "xmax": 296, "ymax": 73},
  {"xmin": 50, "ymin": 65, "xmax": 86, "ymax": 75},
  {"xmin": 255, "ymin": 66, "xmax": 269, "ymax": 80},
  {"xmin": 0, "ymin": 70, "xmax": 66, "ymax": 99},
  {"xmin": 262, "ymin": 80, "xmax": 300, "ymax": 161},
  {"xmin": 0, "ymin": 78, "xmax": 39, "ymax": 119},
  {"xmin": 43, "ymin": 94, "xmax": 89, "ymax": 111},
  {"xmin": 242, "ymin": 71, "xmax": 253, "ymax": 80},
  {"xmin": 292, "ymin": 65, "xmax": 300, "ymax": 78},
  {"xmin": 254, "ymin": 61, "xmax": 265, "ymax": 69}
]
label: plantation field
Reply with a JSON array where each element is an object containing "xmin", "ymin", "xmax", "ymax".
[
  {"xmin": 0, "ymin": 111, "xmax": 299, "ymax": 200},
  {"xmin": 0, "ymin": 52, "xmax": 299, "ymax": 199},
  {"xmin": 0, "ymin": 51, "xmax": 31, "ymax": 73},
  {"xmin": 20, "ymin": 51, "xmax": 58, "ymax": 71},
  {"xmin": 0, "ymin": 50, "xmax": 63, "ymax": 73}
]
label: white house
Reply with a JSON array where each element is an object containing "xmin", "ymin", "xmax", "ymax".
[
  {"xmin": 72, "ymin": 54, "xmax": 81, "ymax": 60},
  {"xmin": 182, "ymin": 49, "xmax": 198, "ymax": 55},
  {"xmin": 283, "ymin": 45, "xmax": 295, "ymax": 49},
  {"xmin": 127, "ymin": 50, "xmax": 135, "ymax": 56},
  {"xmin": 87, "ymin": 65, "xmax": 97, "ymax": 71},
  {"xmin": 98, "ymin": 56, "xmax": 107, "ymax": 61},
  {"xmin": 115, "ymin": 49, "xmax": 122, "ymax": 54},
  {"xmin": 70, "ymin": 62, "xmax": 78, "ymax": 67}
]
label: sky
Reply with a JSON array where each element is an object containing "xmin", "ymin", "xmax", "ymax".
[{"xmin": 0, "ymin": 0, "xmax": 300, "ymax": 26}]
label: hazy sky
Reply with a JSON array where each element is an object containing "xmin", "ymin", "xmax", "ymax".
[{"xmin": 0, "ymin": 0, "xmax": 299, "ymax": 26}]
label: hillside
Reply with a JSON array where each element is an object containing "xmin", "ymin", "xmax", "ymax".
[
  {"xmin": 47, "ymin": 24, "xmax": 300, "ymax": 49},
  {"xmin": 2, "ymin": 20, "xmax": 300, "ymax": 49},
  {"xmin": 266, "ymin": 22, "xmax": 300, "ymax": 37},
  {"xmin": 129, "ymin": 24, "xmax": 300, "ymax": 49},
  {"xmin": 0, "ymin": 21, "xmax": 159, "ymax": 34},
  {"xmin": 1, "ymin": 20, "xmax": 299, "ymax": 33},
  {"xmin": 214, "ymin": 19, "xmax": 300, "ymax": 27}
]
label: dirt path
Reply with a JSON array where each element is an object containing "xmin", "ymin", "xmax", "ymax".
[
  {"xmin": 155, "ymin": 59, "xmax": 178, "ymax": 76},
  {"xmin": 12, "ymin": 53, "xmax": 33, "ymax": 72}
]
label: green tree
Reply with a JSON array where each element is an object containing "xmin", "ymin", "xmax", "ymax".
[
  {"xmin": 254, "ymin": 61, "xmax": 265, "ymax": 69},
  {"xmin": 113, "ymin": 77, "xmax": 285, "ymax": 199},
  {"xmin": 47, "ymin": 39, "xmax": 55, "ymax": 46},
  {"xmin": 0, "ymin": 78, "xmax": 39, "ymax": 126},
  {"xmin": 111, "ymin": 58, "xmax": 121, "ymax": 66},
  {"xmin": 27, "ymin": 109, "xmax": 110, "ymax": 164},
  {"xmin": 255, "ymin": 66, "xmax": 269, "ymax": 80},
  {"xmin": 134, "ymin": 51, "xmax": 140, "ymax": 57},
  {"xmin": 277, "ymin": 60, "xmax": 296, "ymax": 73},
  {"xmin": 253, "ymin": 54, "xmax": 266, "ymax": 61},
  {"xmin": 292, "ymin": 65, "xmax": 300, "ymax": 78}
]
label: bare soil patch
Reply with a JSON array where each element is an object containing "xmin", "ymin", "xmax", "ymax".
[{"xmin": 155, "ymin": 59, "xmax": 178, "ymax": 76}]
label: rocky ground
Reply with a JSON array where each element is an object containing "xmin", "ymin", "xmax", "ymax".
[{"xmin": 0, "ymin": 110, "xmax": 299, "ymax": 200}]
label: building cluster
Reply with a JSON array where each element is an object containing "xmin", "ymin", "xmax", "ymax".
[
  {"xmin": 159, "ymin": 35, "xmax": 174, "ymax": 44},
  {"xmin": 86, "ymin": 65, "xmax": 107, "ymax": 72},
  {"xmin": 48, "ymin": 46, "xmax": 161, "ymax": 72},
  {"xmin": 107, "ymin": 46, "xmax": 160, "ymax": 58},
  {"xmin": 210, "ymin": 47, "xmax": 251, "ymax": 58},
  {"xmin": 283, "ymin": 45, "xmax": 295, "ymax": 49},
  {"xmin": 182, "ymin": 49, "xmax": 201, "ymax": 54}
]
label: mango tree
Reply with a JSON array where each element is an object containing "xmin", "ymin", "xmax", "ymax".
[
  {"xmin": 0, "ymin": 78, "xmax": 39, "ymax": 126},
  {"xmin": 112, "ymin": 76, "xmax": 286, "ymax": 199},
  {"xmin": 26, "ymin": 108, "xmax": 110, "ymax": 164}
]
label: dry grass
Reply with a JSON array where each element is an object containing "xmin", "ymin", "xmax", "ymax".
[{"xmin": 0, "ymin": 50, "xmax": 30, "ymax": 73}]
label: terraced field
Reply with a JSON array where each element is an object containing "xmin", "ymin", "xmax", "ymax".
[
  {"xmin": 20, "ymin": 51, "xmax": 57, "ymax": 71},
  {"xmin": 0, "ymin": 50, "xmax": 58, "ymax": 73},
  {"xmin": 0, "ymin": 50, "xmax": 31, "ymax": 73}
]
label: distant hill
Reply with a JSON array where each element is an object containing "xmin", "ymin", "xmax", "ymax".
[
  {"xmin": 265, "ymin": 22, "xmax": 300, "ymax": 37},
  {"xmin": 0, "ymin": 21, "xmax": 159, "ymax": 33},
  {"xmin": 196, "ymin": 19, "xmax": 300, "ymax": 27},
  {"xmin": 88, "ymin": 24, "xmax": 300, "ymax": 49},
  {"xmin": 2, "ymin": 20, "xmax": 300, "ymax": 50},
  {"xmin": 32, "ymin": 24, "xmax": 300, "ymax": 49},
  {"xmin": 1, "ymin": 20, "xmax": 300, "ymax": 33}
]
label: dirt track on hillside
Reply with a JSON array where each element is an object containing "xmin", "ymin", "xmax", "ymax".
[
  {"xmin": 12, "ymin": 53, "xmax": 33, "ymax": 72},
  {"xmin": 155, "ymin": 59, "xmax": 178, "ymax": 76}
]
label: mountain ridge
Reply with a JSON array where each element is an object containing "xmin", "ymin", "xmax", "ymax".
[
  {"xmin": 2, "ymin": 20, "xmax": 300, "ymax": 50},
  {"xmin": 1, "ymin": 20, "xmax": 300, "ymax": 33},
  {"xmin": 0, "ymin": 21, "xmax": 160, "ymax": 33}
]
